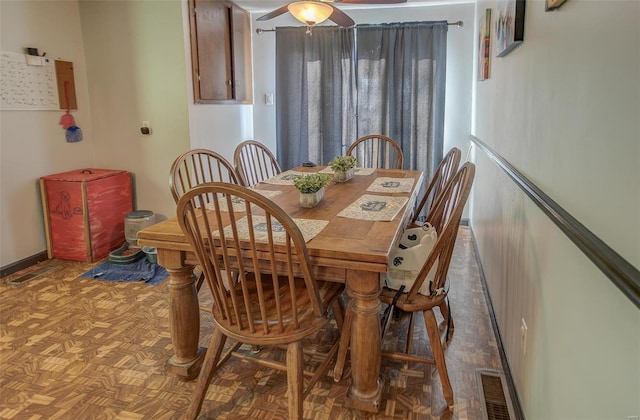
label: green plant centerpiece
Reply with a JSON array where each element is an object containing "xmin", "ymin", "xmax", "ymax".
[
  {"xmin": 293, "ymin": 173, "xmax": 331, "ymax": 208},
  {"xmin": 328, "ymin": 155, "xmax": 358, "ymax": 182}
]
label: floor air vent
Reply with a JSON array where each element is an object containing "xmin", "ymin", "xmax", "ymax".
[
  {"xmin": 477, "ymin": 369, "xmax": 516, "ymax": 420},
  {"xmin": 6, "ymin": 263, "xmax": 61, "ymax": 285}
]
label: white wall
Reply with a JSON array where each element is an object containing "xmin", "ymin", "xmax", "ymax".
[
  {"xmin": 0, "ymin": 0, "xmax": 94, "ymax": 266},
  {"xmin": 470, "ymin": 0, "xmax": 640, "ymax": 418},
  {"xmin": 250, "ymin": 3, "xmax": 476, "ymax": 168},
  {"xmin": 79, "ymin": 0, "xmax": 190, "ymax": 221}
]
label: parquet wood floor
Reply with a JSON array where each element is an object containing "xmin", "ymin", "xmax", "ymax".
[{"xmin": 0, "ymin": 227, "xmax": 504, "ymax": 419}]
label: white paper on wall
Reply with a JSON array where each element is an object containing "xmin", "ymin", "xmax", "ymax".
[{"xmin": 0, "ymin": 51, "xmax": 59, "ymax": 110}]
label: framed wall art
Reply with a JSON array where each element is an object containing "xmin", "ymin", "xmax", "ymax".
[
  {"xmin": 478, "ymin": 8, "xmax": 491, "ymax": 81},
  {"xmin": 495, "ymin": 0, "xmax": 525, "ymax": 57}
]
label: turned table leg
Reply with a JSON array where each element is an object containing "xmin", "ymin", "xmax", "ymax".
[
  {"xmin": 345, "ymin": 270, "xmax": 384, "ymax": 413},
  {"xmin": 159, "ymin": 249, "xmax": 205, "ymax": 381}
]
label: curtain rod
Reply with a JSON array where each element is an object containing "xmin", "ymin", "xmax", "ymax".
[{"xmin": 256, "ymin": 20, "xmax": 463, "ymax": 34}]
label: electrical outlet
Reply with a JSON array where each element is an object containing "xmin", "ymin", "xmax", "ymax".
[{"xmin": 520, "ymin": 318, "xmax": 528, "ymax": 356}]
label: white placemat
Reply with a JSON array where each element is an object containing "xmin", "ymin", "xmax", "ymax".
[
  {"xmin": 366, "ymin": 177, "xmax": 415, "ymax": 193},
  {"xmin": 319, "ymin": 167, "xmax": 376, "ymax": 176},
  {"xmin": 263, "ymin": 170, "xmax": 309, "ymax": 185},
  {"xmin": 205, "ymin": 190, "xmax": 282, "ymax": 212},
  {"xmin": 217, "ymin": 216, "xmax": 329, "ymax": 243},
  {"xmin": 337, "ymin": 194, "xmax": 409, "ymax": 221}
]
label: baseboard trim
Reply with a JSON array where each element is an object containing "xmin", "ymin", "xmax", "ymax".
[
  {"xmin": 468, "ymin": 225, "xmax": 525, "ymax": 420},
  {"xmin": 0, "ymin": 251, "xmax": 49, "ymax": 278}
]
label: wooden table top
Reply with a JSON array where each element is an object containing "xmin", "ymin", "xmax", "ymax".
[{"xmin": 138, "ymin": 166, "xmax": 423, "ymax": 274}]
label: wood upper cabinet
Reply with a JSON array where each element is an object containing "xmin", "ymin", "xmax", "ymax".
[{"xmin": 188, "ymin": 0, "xmax": 252, "ymax": 103}]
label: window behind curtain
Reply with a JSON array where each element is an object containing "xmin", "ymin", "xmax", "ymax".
[
  {"xmin": 356, "ymin": 22, "xmax": 448, "ymax": 178},
  {"xmin": 275, "ymin": 21, "xmax": 447, "ymax": 179},
  {"xmin": 275, "ymin": 26, "xmax": 356, "ymax": 170}
]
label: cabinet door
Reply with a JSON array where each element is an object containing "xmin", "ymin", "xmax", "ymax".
[
  {"xmin": 231, "ymin": 4, "xmax": 252, "ymax": 102},
  {"xmin": 190, "ymin": 0, "xmax": 233, "ymax": 101}
]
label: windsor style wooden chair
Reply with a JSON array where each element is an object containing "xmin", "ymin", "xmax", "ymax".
[
  {"xmin": 411, "ymin": 147, "xmax": 462, "ymax": 226},
  {"xmin": 377, "ymin": 162, "xmax": 475, "ymax": 409},
  {"xmin": 177, "ymin": 183, "xmax": 345, "ymax": 420},
  {"xmin": 347, "ymin": 134, "xmax": 404, "ymax": 170},
  {"xmin": 233, "ymin": 140, "xmax": 282, "ymax": 187},
  {"xmin": 169, "ymin": 149, "xmax": 239, "ymax": 295},
  {"xmin": 333, "ymin": 148, "xmax": 463, "ymax": 382},
  {"xmin": 169, "ymin": 148, "xmax": 239, "ymax": 203}
]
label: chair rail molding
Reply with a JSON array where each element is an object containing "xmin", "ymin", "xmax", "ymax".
[{"xmin": 470, "ymin": 135, "xmax": 640, "ymax": 309}]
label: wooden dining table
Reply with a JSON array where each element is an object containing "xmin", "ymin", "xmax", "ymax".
[{"xmin": 137, "ymin": 166, "xmax": 423, "ymax": 413}]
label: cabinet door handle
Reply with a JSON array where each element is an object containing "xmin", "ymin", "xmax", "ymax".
[{"xmin": 226, "ymin": 80, "xmax": 232, "ymax": 86}]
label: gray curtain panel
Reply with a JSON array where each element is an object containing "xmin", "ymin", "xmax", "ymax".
[
  {"xmin": 356, "ymin": 21, "xmax": 448, "ymax": 178},
  {"xmin": 276, "ymin": 26, "xmax": 356, "ymax": 170},
  {"xmin": 275, "ymin": 22, "xmax": 447, "ymax": 180}
]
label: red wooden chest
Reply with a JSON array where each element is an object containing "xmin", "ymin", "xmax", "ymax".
[{"xmin": 40, "ymin": 169, "xmax": 133, "ymax": 262}]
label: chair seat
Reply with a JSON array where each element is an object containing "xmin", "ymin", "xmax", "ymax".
[
  {"xmin": 379, "ymin": 286, "xmax": 447, "ymax": 313},
  {"xmin": 214, "ymin": 274, "xmax": 344, "ymax": 346}
]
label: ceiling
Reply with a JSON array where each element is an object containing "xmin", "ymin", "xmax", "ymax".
[{"xmin": 233, "ymin": 0, "xmax": 469, "ymax": 13}]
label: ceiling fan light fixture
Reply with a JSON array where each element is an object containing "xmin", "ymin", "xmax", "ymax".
[{"xmin": 287, "ymin": 1, "xmax": 333, "ymax": 27}]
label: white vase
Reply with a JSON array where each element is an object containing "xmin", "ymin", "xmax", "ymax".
[
  {"xmin": 299, "ymin": 187, "xmax": 325, "ymax": 208},
  {"xmin": 334, "ymin": 168, "xmax": 355, "ymax": 183}
]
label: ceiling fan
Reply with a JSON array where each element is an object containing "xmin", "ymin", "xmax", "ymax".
[{"xmin": 257, "ymin": 0, "xmax": 407, "ymax": 33}]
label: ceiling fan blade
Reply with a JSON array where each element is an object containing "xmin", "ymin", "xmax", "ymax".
[
  {"xmin": 340, "ymin": 0, "xmax": 407, "ymax": 3},
  {"xmin": 257, "ymin": 4, "xmax": 290, "ymax": 21},
  {"xmin": 328, "ymin": 5, "xmax": 355, "ymax": 27}
]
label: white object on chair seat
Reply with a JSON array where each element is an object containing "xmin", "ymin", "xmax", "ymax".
[{"xmin": 384, "ymin": 223, "xmax": 439, "ymax": 295}]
